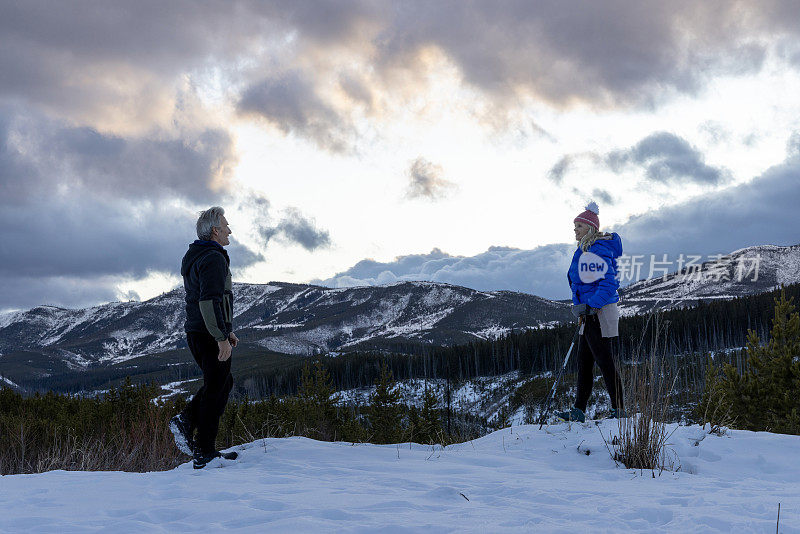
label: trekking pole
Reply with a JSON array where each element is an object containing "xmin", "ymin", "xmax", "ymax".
[{"xmin": 538, "ymin": 322, "xmax": 582, "ymax": 429}]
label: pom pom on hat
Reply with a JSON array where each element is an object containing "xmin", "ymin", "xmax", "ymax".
[{"xmin": 574, "ymin": 201, "xmax": 600, "ymax": 229}]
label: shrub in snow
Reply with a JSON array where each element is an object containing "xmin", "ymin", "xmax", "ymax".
[
  {"xmin": 0, "ymin": 380, "xmax": 184, "ymax": 475},
  {"xmin": 607, "ymin": 315, "xmax": 676, "ymax": 472}
]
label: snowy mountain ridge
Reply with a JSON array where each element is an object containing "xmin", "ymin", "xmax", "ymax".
[
  {"xmin": 618, "ymin": 242, "xmax": 800, "ymax": 315},
  {"xmin": 1, "ymin": 241, "xmax": 798, "ymax": 389},
  {"xmin": 0, "ymin": 281, "xmax": 571, "ymax": 370}
]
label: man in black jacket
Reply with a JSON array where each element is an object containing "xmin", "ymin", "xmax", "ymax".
[{"xmin": 170, "ymin": 206, "xmax": 239, "ymax": 469}]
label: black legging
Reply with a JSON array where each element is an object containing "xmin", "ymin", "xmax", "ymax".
[
  {"xmin": 184, "ymin": 331, "xmax": 234, "ymax": 453},
  {"xmin": 574, "ymin": 314, "xmax": 623, "ymax": 412}
]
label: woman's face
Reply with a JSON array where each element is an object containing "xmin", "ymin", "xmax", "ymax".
[{"xmin": 574, "ymin": 221, "xmax": 591, "ymax": 241}]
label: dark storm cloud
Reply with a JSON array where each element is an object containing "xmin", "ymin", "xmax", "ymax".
[
  {"xmin": 604, "ymin": 132, "xmax": 728, "ymax": 185},
  {"xmin": 546, "ymin": 152, "xmax": 603, "ymax": 185},
  {"xmin": 238, "ymin": 71, "xmax": 354, "ymax": 153},
  {"xmin": 1, "ymin": 0, "xmax": 797, "ymax": 151},
  {"xmin": 0, "ymin": 106, "xmax": 261, "ymax": 310},
  {"xmin": 250, "ymin": 197, "xmax": 331, "ymax": 252},
  {"xmin": 0, "ymin": 0, "xmax": 381, "ymax": 110},
  {"xmin": 318, "ymin": 155, "xmax": 799, "ymax": 299},
  {"xmin": 376, "ymin": 1, "xmax": 776, "ymax": 108},
  {"xmin": 613, "ymin": 157, "xmax": 800, "ymax": 258},
  {"xmin": 406, "ymin": 157, "xmax": 455, "ymax": 200},
  {"xmin": 551, "ymin": 132, "xmax": 729, "ymax": 187},
  {"xmin": 0, "ymin": 106, "xmax": 235, "ymax": 204},
  {"xmin": 0, "ymin": 196, "xmax": 264, "ymax": 310},
  {"xmin": 269, "ymin": 208, "xmax": 332, "ymax": 251},
  {"xmin": 0, "ymin": 198, "xmax": 263, "ymax": 280},
  {"xmin": 592, "ymin": 189, "xmax": 614, "ymax": 206},
  {"xmin": 547, "ymin": 156, "xmax": 573, "ymax": 185},
  {"xmin": 0, "ymin": 1, "xmax": 275, "ymax": 122},
  {"xmin": 0, "ymin": 276, "xmax": 123, "ymax": 312},
  {"xmin": 338, "ymin": 73, "xmax": 375, "ymax": 109},
  {"xmin": 787, "ymin": 131, "xmax": 800, "ymax": 158}
]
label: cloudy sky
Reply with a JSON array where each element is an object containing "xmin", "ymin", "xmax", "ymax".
[{"xmin": 2, "ymin": 1, "xmax": 799, "ymax": 311}]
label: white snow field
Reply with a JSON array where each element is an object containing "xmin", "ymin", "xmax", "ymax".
[{"xmin": 1, "ymin": 421, "xmax": 798, "ymax": 533}]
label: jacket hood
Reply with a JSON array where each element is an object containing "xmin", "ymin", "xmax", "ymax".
[
  {"xmin": 591, "ymin": 232, "xmax": 623, "ymax": 258},
  {"xmin": 180, "ymin": 240, "xmax": 227, "ymax": 277}
]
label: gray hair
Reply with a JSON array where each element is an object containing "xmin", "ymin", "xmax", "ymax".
[{"xmin": 196, "ymin": 206, "xmax": 225, "ymax": 240}]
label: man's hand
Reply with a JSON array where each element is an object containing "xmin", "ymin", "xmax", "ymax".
[
  {"xmin": 217, "ymin": 339, "xmax": 232, "ymax": 361},
  {"xmin": 228, "ymin": 332, "xmax": 239, "ymax": 348}
]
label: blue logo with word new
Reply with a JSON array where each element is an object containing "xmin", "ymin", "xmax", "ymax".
[{"xmin": 578, "ymin": 251, "xmax": 607, "ymax": 283}]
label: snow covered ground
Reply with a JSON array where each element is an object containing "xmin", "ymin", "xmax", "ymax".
[{"xmin": 1, "ymin": 421, "xmax": 798, "ymax": 532}]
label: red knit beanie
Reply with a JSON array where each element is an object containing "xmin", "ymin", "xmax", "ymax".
[{"xmin": 574, "ymin": 201, "xmax": 600, "ymax": 229}]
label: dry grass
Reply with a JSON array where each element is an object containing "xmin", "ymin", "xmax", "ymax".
[
  {"xmin": 1, "ymin": 418, "xmax": 184, "ymax": 475},
  {"xmin": 603, "ymin": 315, "xmax": 678, "ymax": 473},
  {"xmin": 0, "ymin": 384, "xmax": 184, "ymax": 475}
]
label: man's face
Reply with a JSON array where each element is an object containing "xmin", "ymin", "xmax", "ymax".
[{"xmin": 212, "ymin": 216, "xmax": 231, "ymax": 246}]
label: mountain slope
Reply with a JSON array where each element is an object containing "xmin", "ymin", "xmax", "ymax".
[
  {"xmin": 619, "ymin": 243, "xmax": 800, "ymax": 315},
  {"xmin": 0, "ymin": 281, "xmax": 572, "ymax": 384}
]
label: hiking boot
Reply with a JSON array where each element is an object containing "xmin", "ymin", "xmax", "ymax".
[
  {"xmin": 193, "ymin": 449, "xmax": 238, "ymax": 469},
  {"xmin": 217, "ymin": 450, "xmax": 238, "ymax": 461},
  {"xmin": 169, "ymin": 413, "xmax": 194, "ymax": 456},
  {"xmin": 193, "ymin": 449, "xmax": 219, "ymax": 469},
  {"xmin": 555, "ymin": 406, "xmax": 585, "ymax": 423}
]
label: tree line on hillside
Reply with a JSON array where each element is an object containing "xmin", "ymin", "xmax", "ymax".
[{"xmin": 236, "ymin": 284, "xmax": 799, "ymax": 398}]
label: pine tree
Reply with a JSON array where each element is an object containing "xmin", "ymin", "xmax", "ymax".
[
  {"xmin": 407, "ymin": 405, "xmax": 421, "ymax": 443},
  {"xmin": 417, "ymin": 385, "xmax": 442, "ymax": 444},
  {"xmin": 367, "ymin": 362, "xmax": 402, "ymax": 443},
  {"xmin": 297, "ymin": 360, "xmax": 337, "ymax": 439},
  {"xmin": 706, "ymin": 289, "xmax": 800, "ymax": 434}
]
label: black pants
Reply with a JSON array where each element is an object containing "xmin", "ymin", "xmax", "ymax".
[
  {"xmin": 183, "ymin": 331, "xmax": 233, "ymax": 453},
  {"xmin": 574, "ymin": 315, "xmax": 623, "ymax": 412}
]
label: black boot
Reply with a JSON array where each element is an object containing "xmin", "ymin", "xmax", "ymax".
[
  {"xmin": 169, "ymin": 413, "xmax": 194, "ymax": 456},
  {"xmin": 193, "ymin": 449, "xmax": 238, "ymax": 469},
  {"xmin": 193, "ymin": 449, "xmax": 218, "ymax": 469},
  {"xmin": 217, "ymin": 450, "xmax": 238, "ymax": 460}
]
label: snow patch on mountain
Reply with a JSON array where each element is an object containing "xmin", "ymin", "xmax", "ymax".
[
  {"xmin": 100, "ymin": 329, "xmax": 159, "ymax": 364},
  {"xmin": 472, "ymin": 325, "xmax": 512, "ymax": 339},
  {"xmin": 0, "ymin": 374, "xmax": 20, "ymax": 389}
]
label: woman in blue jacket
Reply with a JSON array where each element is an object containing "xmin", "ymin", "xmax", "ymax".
[{"xmin": 557, "ymin": 202, "xmax": 624, "ymax": 423}]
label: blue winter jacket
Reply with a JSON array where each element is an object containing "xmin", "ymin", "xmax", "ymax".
[{"xmin": 567, "ymin": 233, "xmax": 623, "ymax": 309}]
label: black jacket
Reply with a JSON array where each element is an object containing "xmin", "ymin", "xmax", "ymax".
[{"xmin": 181, "ymin": 240, "xmax": 234, "ymax": 341}]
